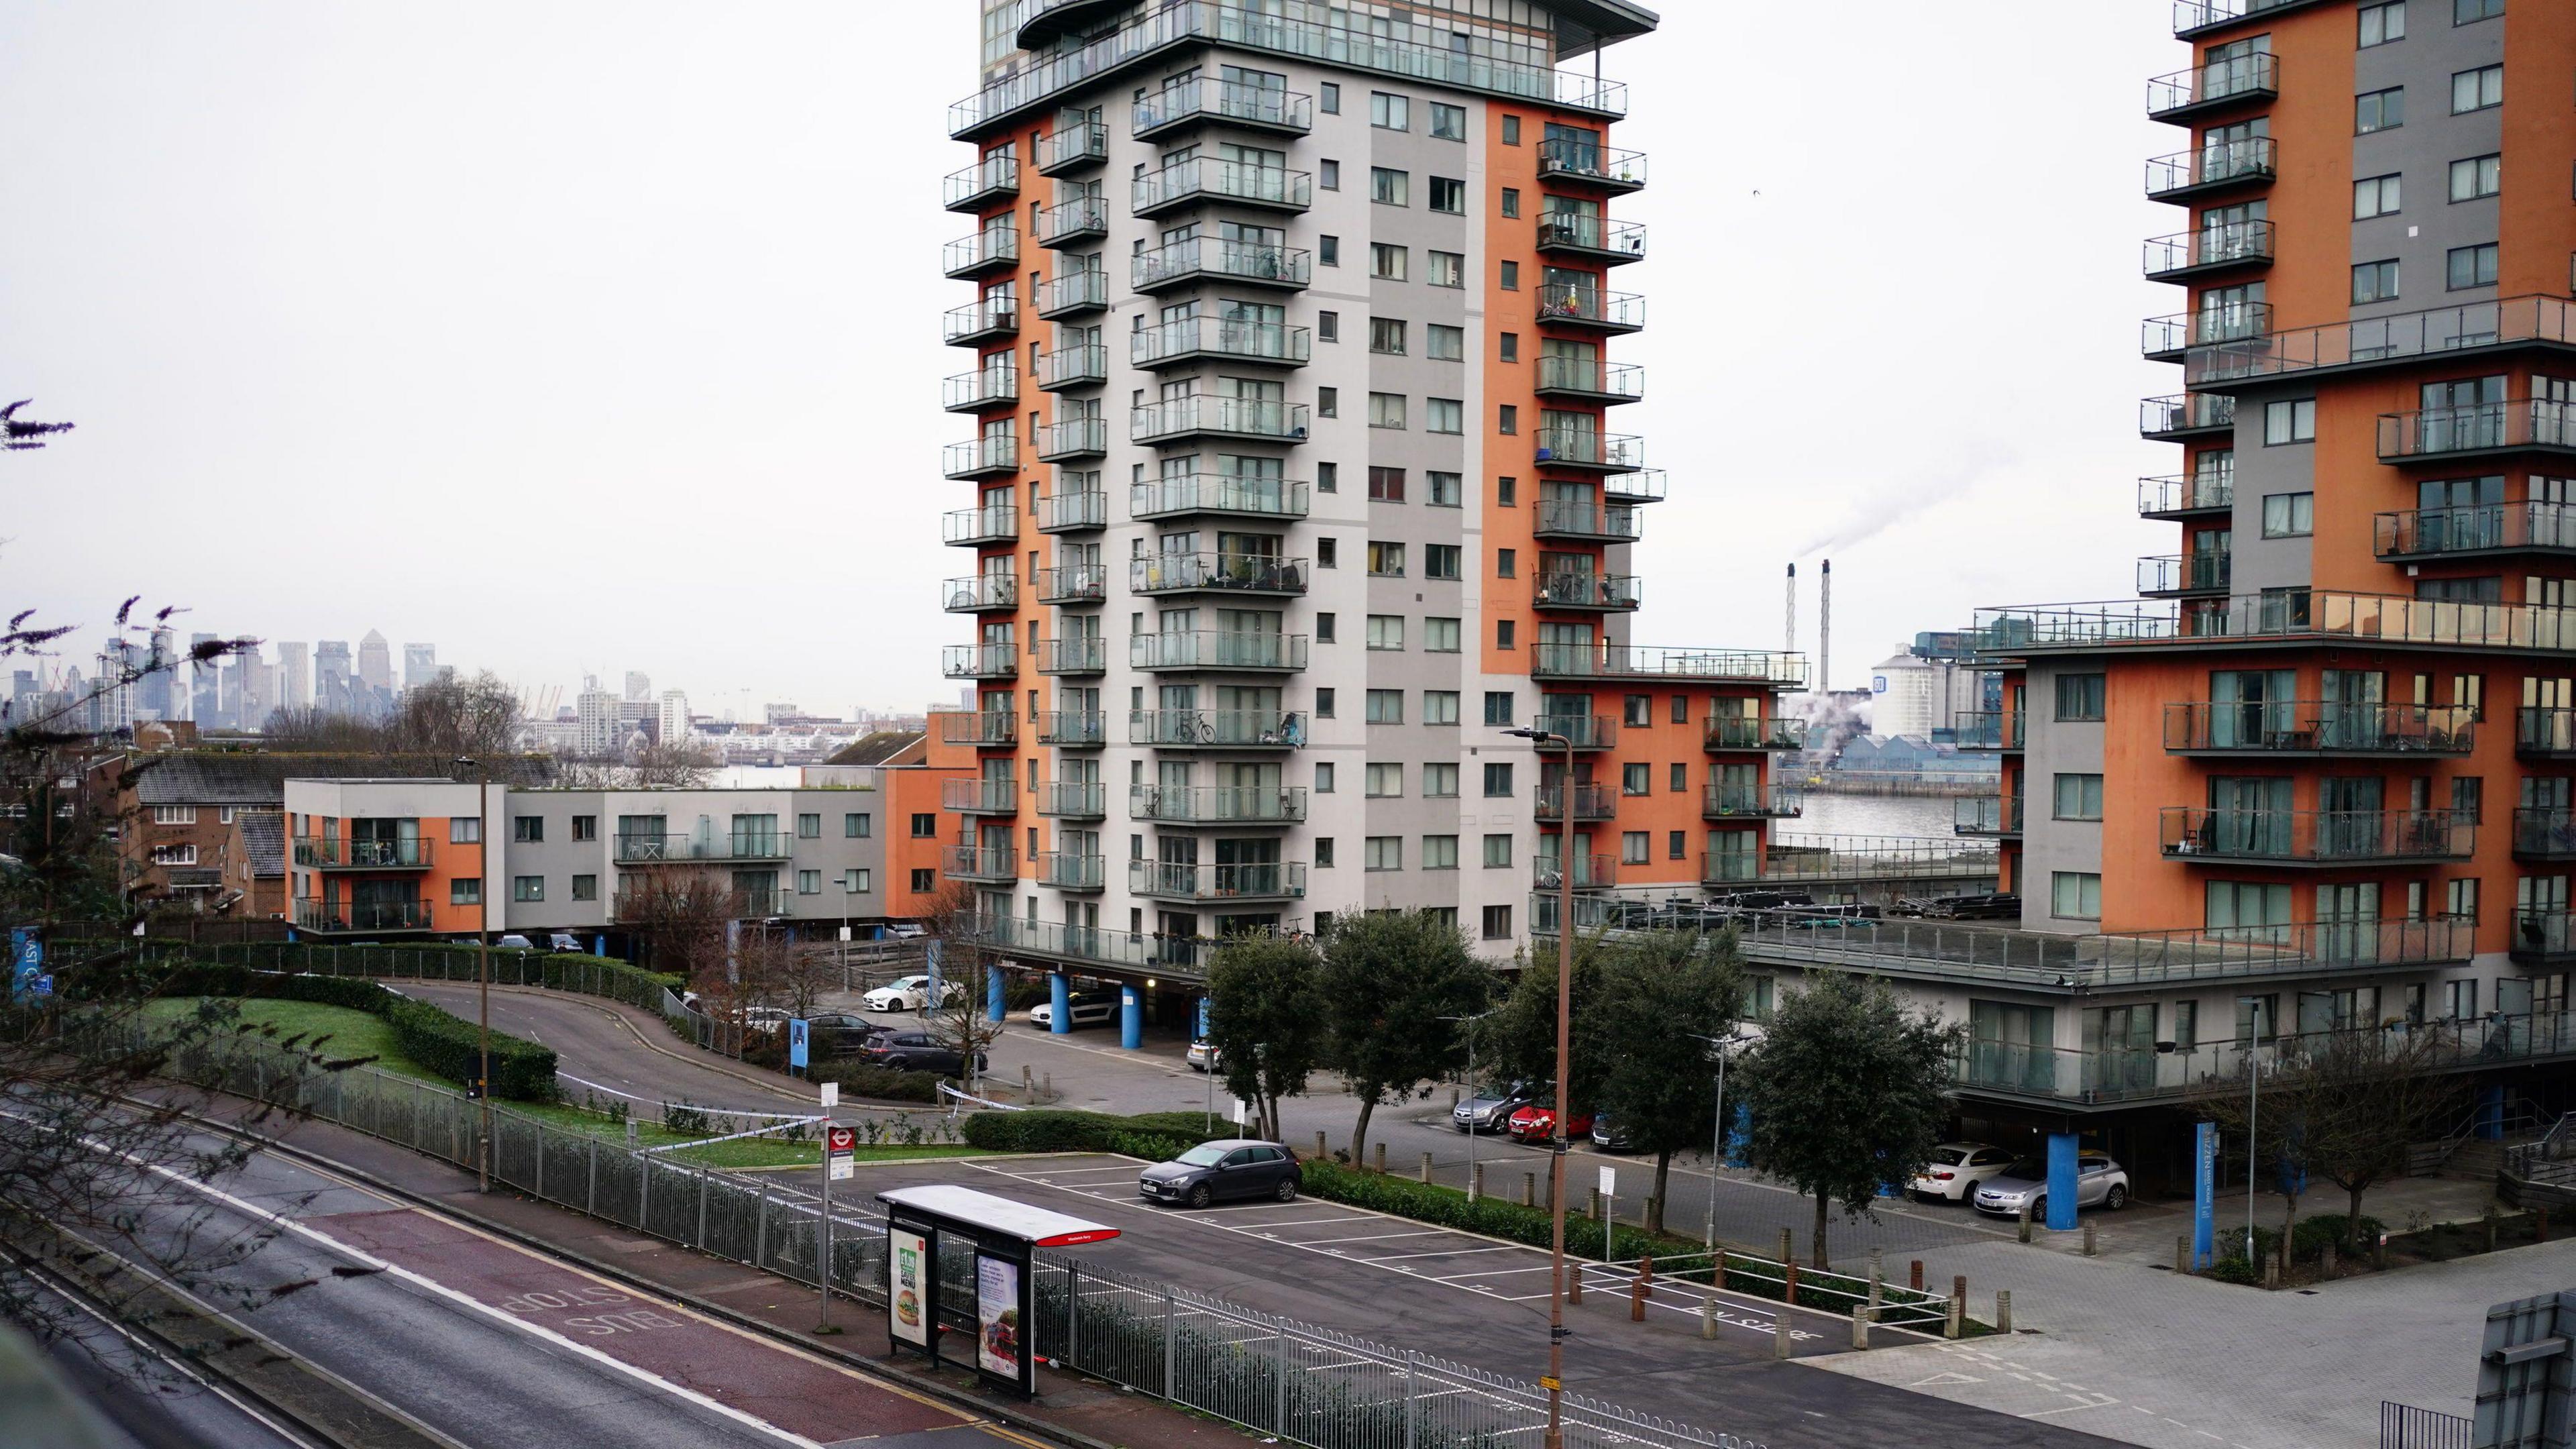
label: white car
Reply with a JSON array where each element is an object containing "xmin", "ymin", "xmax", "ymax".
[
  {"xmin": 862, "ymin": 975, "xmax": 960, "ymax": 1012},
  {"xmin": 885, "ymin": 922, "xmax": 927, "ymax": 940},
  {"xmin": 1911, "ymin": 1142, "xmax": 2017, "ymax": 1202},
  {"xmin": 1187, "ymin": 1040, "xmax": 1222, "ymax": 1072},
  {"xmin": 741, "ymin": 1006, "xmax": 792, "ymax": 1035},
  {"xmin": 1024, "ymin": 994, "xmax": 1118, "ymax": 1029}
]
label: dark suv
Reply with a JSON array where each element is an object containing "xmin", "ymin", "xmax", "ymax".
[
  {"xmin": 859, "ymin": 1030, "xmax": 987, "ymax": 1075},
  {"xmin": 803, "ymin": 1012, "xmax": 887, "ymax": 1056}
]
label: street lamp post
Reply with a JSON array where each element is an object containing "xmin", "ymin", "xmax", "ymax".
[
  {"xmin": 455, "ymin": 755, "xmax": 492, "ymax": 1193},
  {"xmin": 1506, "ymin": 724, "xmax": 1574, "ymax": 1449},
  {"xmin": 1688, "ymin": 1030, "xmax": 1752, "ymax": 1248},
  {"xmin": 1439, "ymin": 1008, "xmax": 1499, "ymax": 1202},
  {"xmin": 2241, "ymin": 996, "xmax": 2263, "ymax": 1265}
]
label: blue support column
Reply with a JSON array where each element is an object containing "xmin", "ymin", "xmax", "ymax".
[
  {"xmin": 2192, "ymin": 1122, "xmax": 2217, "ymax": 1271},
  {"xmin": 987, "ymin": 964, "xmax": 1007, "ymax": 1023},
  {"xmin": 2045, "ymin": 1132, "xmax": 2080, "ymax": 1231},
  {"xmin": 1120, "ymin": 985, "xmax": 1143, "ymax": 1050},
  {"xmin": 593, "ymin": 934, "xmax": 606, "ymax": 957},
  {"xmin": 1049, "ymin": 971, "xmax": 1071, "ymax": 1035}
]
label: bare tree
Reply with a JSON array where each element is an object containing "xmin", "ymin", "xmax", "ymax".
[
  {"xmin": 616, "ymin": 869, "xmax": 741, "ymax": 991},
  {"xmin": 384, "ymin": 671, "xmax": 523, "ymax": 757},
  {"xmin": 733, "ymin": 926, "xmax": 835, "ymax": 1021},
  {"xmin": 549, "ymin": 737, "xmax": 718, "ymax": 790},
  {"xmin": 917, "ymin": 881, "xmax": 1003, "ymax": 1093}
]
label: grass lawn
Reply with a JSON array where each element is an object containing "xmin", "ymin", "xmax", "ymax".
[{"xmin": 147, "ymin": 999, "xmax": 979, "ymax": 1169}]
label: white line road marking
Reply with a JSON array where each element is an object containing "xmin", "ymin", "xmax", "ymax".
[
  {"xmin": 1347, "ymin": 1245, "xmax": 1521, "ymax": 1263},
  {"xmin": 1283, "ymin": 1229, "xmax": 1450, "ymax": 1245}
]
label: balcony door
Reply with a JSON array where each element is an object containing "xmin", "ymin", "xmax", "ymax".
[
  {"xmin": 2081, "ymin": 1004, "xmax": 2157, "ymax": 1095},
  {"xmin": 2317, "ymin": 881, "xmax": 2381, "ymax": 963},
  {"xmin": 2540, "ymin": 376, "xmax": 2576, "ymax": 448},
  {"xmin": 2208, "ymin": 879, "xmax": 2292, "ymax": 943},
  {"xmin": 1968, "ymin": 1000, "xmax": 2057, "ymax": 1095},
  {"xmin": 2518, "ymin": 875, "xmax": 2569, "ymax": 956},
  {"xmin": 2317, "ymin": 777, "xmax": 2383, "ymax": 859},
  {"xmin": 2418, "ymin": 474, "xmax": 2505, "ymax": 553},
  {"xmin": 2209, "ymin": 667, "xmax": 2293, "ymax": 749},
  {"xmin": 2208, "ymin": 775, "xmax": 2291, "ymax": 855},
  {"xmin": 2420, "ymin": 375, "xmax": 2507, "ymax": 452},
  {"xmin": 2317, "ymin": 669, "xmax": 2384, "ymax": 749}
]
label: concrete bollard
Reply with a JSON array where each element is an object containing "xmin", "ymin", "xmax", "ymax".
[
  {"xmin": 1420, "ymin": 1151, "xmax": 1433, "ymax": 1184},
  {"xmin": 1523, "ymin": 1171, "xmax": 1537, "ymax": 1208},
  {"xmin": 1777, "ymin": 1228, "xmax": 1794, "ymax": 1266},
  {"xmin": 1850, "ymin": 1303, "xmax": 1870, "ymax": 1350},
  {"xmin": 1316, "ymin": 1131, "xmax": 1328, "ymax": 1161},
  {"xmin": 1630, "ymin": 1267, "xmax": 1648, "ymax": 1322},
  {"xmin": 1910, "ymin": 1259, "xmax": 1924, "ymax": 1292},
  {"xmin": 1022, "ymin": 1064, "xmax": 1034, "ymax": 1099},
  {"xmin": 2320, "ymin": 1239, "xmax": 2336, "ymax": 1276},
  {"xmin": 2176, "ymin": 1235, "xmax": 2191, "ymax": 1274},
  {"xmin": 1944, "ymin": 1287, "xmax": 1963, "ymax": 1340},
  {"xmin": 1868, "ymin": 1260, "xmax": 1883, "ymax": 1313},
  {"xmin": 1374, "ymin": 1142, "xmax": 1386, "ymax": 1175},
  {"xmin": 1568, "ymin": 1263, "xmax": 1583, "ymax": 1305},
  {"xmin": 2017, "ymin": 1200, "xmax": 2033, "ymax": 1244},
  {"xmin": 2375, "ymin": 1233, "xmax": 2389, "ymax": 1271},
  {"xmin": 1700, "ymin": 1295, "xmax": 1717, "ymax": 1340},
  {"xmin": 1774, "ymin": 1308, "xmax": 1792, "ymax": 1360},
  {"xmin": 1449, "ymin": 1087, "xmax": 1460, "ymax": 1109},
  {"xmin": 2082, "ymin": 1220, "xmax": 2097, "ymax": 1258},
  {"xmin": 1042, "ymin": 1071, "xmax": 1053, "ymax": 1099},
  {"xmin": 2263, "ymin": 1254, "xmax": 2280, "ymax": 1289},
  {"xmin": 1995, "ymin": 1290, "xmax": 2012, "ymax": 1333}
]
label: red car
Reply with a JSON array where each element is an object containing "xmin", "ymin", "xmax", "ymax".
[{"xmin": 1507, "ymin": 1103, "xmax": 1595, "ymax": 1143}]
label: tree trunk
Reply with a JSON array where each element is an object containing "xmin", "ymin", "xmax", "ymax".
[
  {"xmin": 1649, "ymin": 1149, "xmax": 1672, "ymax": 1234},
  {"xmin": 1812, "ymin": 1193, "xmax": 1829, "ymax": 1269},
  {"xmin": 1352, "ymin": 1096, "xmax": 1377, "ymax": 1169},
  {"xmin": 2347, "ymin": 1182, "xmax": 2367, "ymax": 1252},
  {"xmin": 2280, "ymin": 1193, "xmax": 2299, "ymax": 1271}
]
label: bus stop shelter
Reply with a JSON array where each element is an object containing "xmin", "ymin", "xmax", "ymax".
[{"xmin": 878, "ymin": 1185, "xmax": 1119, "ymax": 1399}]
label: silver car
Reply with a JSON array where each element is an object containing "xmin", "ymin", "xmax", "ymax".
[{"xmin": 1972, "ymin": 1152, "xmax": 2129, "ymax": 1218}]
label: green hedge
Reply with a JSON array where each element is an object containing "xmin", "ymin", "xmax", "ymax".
[
  {"xmin": 960, "ymin": 1108, "xmax": 1235, "ymax": 1155},
  {"xmin": 147, "ymin": 961, "xmax": 558, "ymax": 1100},
  {"xmin": 810, "ymin": 1061, "xmax": 941, "ymax": 1104},
  {"xmin": 2206, "ymin": 1213, "xmax": 2389, "ymax": 1284}
]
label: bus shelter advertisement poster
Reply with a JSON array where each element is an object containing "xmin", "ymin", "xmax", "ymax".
[
  {"xmin": 889, "ymin": 1228, "xmax": 928, "ymax": 1347},
  {"xmin": 977, "ymin": 1255, "xmax": 1022, "ymax": 1379}
]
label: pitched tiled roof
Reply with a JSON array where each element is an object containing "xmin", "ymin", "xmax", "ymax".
[
  {"xmin": 826, "ymin": 731, "xmax": 926, "ymax": 767},
  {"xmin": 237, "ymin": 810, "xmax": 286, "ymax": 878}
]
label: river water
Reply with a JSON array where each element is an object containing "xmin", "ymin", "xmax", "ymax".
[{"xmin": 1788, "ymin": 791, "xmax": 1960, "ymax": 841}]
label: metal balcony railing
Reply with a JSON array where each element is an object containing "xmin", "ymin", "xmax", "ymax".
[
  {"xmin": 2162, "ymin": 702, "xmax": 2475, "ymax": 755},
  {"xmin": 1130, "ymin": 553, "xmax": 1309, "ymax": 596},
  {"xmin": 1037, "ymin": 710, "xmax": 1108, "ymax": 747},
  {"xmin": 1534, "ymin": 286, "xmax": 1646, "ymax": 332},
  {"xmin": 941, "ymin": 643, "xmax": 1018, "ymax": 680},
  {"xmin": 294, "ymin": 898, "xmax": 433, "ymax": 932},
  {"xmin": 1953, "ymin": 796, "xmax": 2023, "ymax": 836},
  {"xmin": 942, "ymin": 845, "xmax": 1018, "ymax": 881},
  {"xmin": 1128, "ymin": 784, "xmax": 1307, "ymax": 824},
  {"xmin": 938, "ymin": 710, "xmax": 1019, "ymax": 747},
  {"xmin": 2174, "ymin": 0, "xmax": 2330, "ymax": 38},
  {"xmin": 1036, "ymin": 195, "xmax": 1109, "ymax": 246},
  {"xmin": 1605, "ymin": 470, "xmax": 1668, "ymax": 504},
  {"xmin": 2379, "ymin": 400, "xmax": 2576, "ymax": 462},
  {"xmin": 1708, "ymin": 784, "xmax": 1805, "ymax": 820},
  {"xmin": 943, "ymin": 366, "xmax": 1019, "ymax": 412},
  {"xmin": 1128, "ymin": 709, "xmax": 1307, "ymax": 748},
  {"xmin": 2145, "ymin": 221, "xmax": 2273, "ymax": 280},
  {"xmin": 1533, "ymin": 428, "xmax": 1644, "ymax": 471},
  {"xmin": 955, "ymin": 912, "xmax": 1210, "ymax": 977},
  {"xmin": 943, "ymin": 574, "xmax": 1020, "ymax": 612},
  {"xmin": 1038, "ymin": 490, "xmax": 1107, "ymax": 532},
  {"xmin": 1134, "ymin": 158, "xmax": 1311, "ymax": 213},
  {"xmin": 1759, "ymin": 835, "xmax": 2001, "ymax": 883},
  {"xmin": 613, "ymin": 833, "xmax": 790, "ymax": 863},
  {"xmin": 1943, "ymin": 712, "xmax": 2021, "ymax": 751},
  {"xmin": 945, "ymin": 435, "xmax": 1020, "ymax": 479},
  {"xmin": 2514, "ymin": 809, "xmax": 2576, "ymax": 861},
  {"xmin": 1975, "ymin": 591, "xmax": 2576, "ymax": 657},
  {"xmin": 2138, "ymin": 551, "xmax": 2231, "ymax": 595},
  {"xmin": 943, "ymin": 297, "xmax": 1019, "ymax": 343},
  {"xmin": 1534, "ymin": 213, "xmax": 1648, "ymax": 261},
  {"xmin": 1532, "ymin": 500, "xmax": 1642, "ymax": 541},
  {"xmin": 1132, "ymin": 319, "xmax": 1311, "ymax": 369},
  {"xmin": 1533, "ymin": 358, "xmax": 1646, "ymax": 402},
  {"xmin": 1034, "ymin": 562, "xmax": 1108, "ymax": 604},
  {"xmin": 1530, "ymin": 714, "xmax": 1617, "ymax": 749},
  {"xmin": 2159, "ymin": 808, "xmax": 2475, "ymax": 864},
  {"xmin": 1035, "ymin": 637, "xmax": 1108, "ymax": 674},
  {"xmin": 2377, "ymin": 500, "xmax": 2576, "ymax": 559},
  {"xmin": 942, "ymin": 503, "xmax": 1018, "ymax": 547},
  {"xmin": 1532, "ymin": 572, "xmax": 1642, "ymax": 610},
  {"xmin": 943, "ymin": 154, "xmax": 1018, "ymax": 211},
  {"xmin": 1131, "ymin": 396, "xmax": 1309, "ymax": 443},
  {"xmin": 1039, "ymin": 417, "xmax": 1110, "ymax": 461},
  {"xmin": 2189, "ymin": 295, "xmax": 2576, "ymax": 388},
  {"xmin": 1128, "ymin": 859, "xmax": 1307, "ymax": 901},
  {"xmin": 2137, "ymin": 472, "xmax": 2235, "ymax": 517},
  {"xmin": 1530, "ymin": 644, "xmax": 1807, "ymax": 687},
  {"xmin": 2144, "ymin": 138, "xmax": 2276, "ymax": 199},
  {"xmin": 1130, "ymin": 473, "xmax": 1309, "ymax": 521},
  {"xmin": 1037, "ymin": 268, "xmax": 1109, "ymax": 317},
  {"xmin": 2143, "ymin": 303, "xmax": 2272, "ymax": 359},
  {"xmin": 2513, "ymin": 909, "xmax": 2576, "ymax": 963},
  {"xmin": 1128, "ymin": 631, "xmax": 1308, "ymax": 672},
  {"xmin": 2520, "ymin": 708, "xmax": 2576, "ymax": 759},
  {"xmin": 1036, "ymin": 852, "xmax": 1106, "ymax": 891},
  {"xmin": 1707, "ymin": 716, "xmax": 1807, "ymax": 751},
  {"xmin": 1036, "ymin": 119, "xmax": 1106, "ymax": 174},
  {"xmin": 2146, "ymin": 52, "xmax": 2278, "ymax": 121},
  {"xmin": 1036, "ymin": 781, "xmax": 1107, "ymax": 818},
  {"xmin": 1534, "ymin": 784, "xmax": 1617, "ymax": 821},
  {"xmin": 1133, "ymin": 237, "xmax": 1311, "ymax": 292},
  {"xmin": 943, "ymin": 226, "xmax": 1020, "ymax": 278},
  {"xmin": 293, "ymin": 837, "xmax": 433, "ymax": 868},
  {"xmin": 1536, "ymin": 139, "xmax": 1646, "ymax": 189},
  {"xmin": 2141, "ymin": 392, "xmax": 2235, "ymax": 438},
  {"xmin": 1133, "ymin": 78, "xmax": 1313, "ymax": 138},
  {"xmin": 1533, "ymin": 853, "xmax": 1617, "ymax": 891},
  {"xmin": 1038, "ymin": 344, "xmax": 1108, "ymax": 390}
]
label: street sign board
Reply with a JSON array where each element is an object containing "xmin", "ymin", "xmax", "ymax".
[
  {"xmin": 1598, "ymin": 1165, "xmax": 1615, "ymax": 1197},
  {"xmin": 788, "ymin": 1018, "xmax": 810, "ymax": 1071},
  {"xmin": 819, "ymin": 1081, "xmax": 839, "ymax": 1108},
  {"xmin": 828, "ymin": 1125, "xmax": 857, "ymax": 1182}
]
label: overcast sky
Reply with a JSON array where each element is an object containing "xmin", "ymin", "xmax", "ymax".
[{"xmin": 0, "ymin": 2, "xmax": 2188, "ymax": 715}]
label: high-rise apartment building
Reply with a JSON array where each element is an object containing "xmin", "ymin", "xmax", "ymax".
[
  {"xmin": 625, "ymin": 671, "xmax": 653, "ymax": 702},
  {"xmin": 405, "ymin": 643, "xmax": 439, "ymax": 692},
  {"xmin": 658, "ymin": 690, "xmax": 694, "ymax": 744},
  {"xmin": 277, "ymin": 641, "xmax": 311, "ymax": 714},
  {"xmin": 357, "ymin": 631, "xmax": 392, "ymax": 694},
  {"xmin": 576, "ymin": 684, "xmax": 623, "ymax": 758},
  {"xmin": 314, "ymin": 641, "xmax": 354, "ymax": 714},
  {"xmin": 937, "ymin": 0, "xmax": 1805, "ymax": 1016},
  {"xmin": 1962, "ymin": 0, "xmax": 2575, "ymax": 1099}
]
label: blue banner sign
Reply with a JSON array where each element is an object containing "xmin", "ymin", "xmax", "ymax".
[
  {"xmin": 2192, "ymin": 1122, "xmax": 2216, "ymax": 1270},
  {"xmin": 1195, "ymin": 996, "xmax": 1210, "ymax": 1040},
  {"xmin": 788, "ymin": 1018, "xmax": 810, "ymax": 1072},
  {"xmin": 9, "ymin": 929, "xmax": 41, "ymax": 1003}
]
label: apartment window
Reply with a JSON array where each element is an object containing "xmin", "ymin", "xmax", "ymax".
[
  {"xmin": 1621, "ymin": 763, "xmax": 1650, "ymax": 796},
  {"xmin": 566, "ymin": 814, "xmax": 594, "ymax": 842},
  {"xmin": 1499, "ymin": 260, "xmax": 1519, "ymax": 290},
  {"xmin": 1370, "ymin": 91, "xmax": 1409, "ymax": 130},
  {"xmin": 798, "ymin": 869, "xmax": 820, "ymax": 896},
  {"xmin": 2357, "ymin": 86, "xmax": 2405, "ymax": 133},
  {"xmin": 1371, "ymin": 244, "xmax": 1407, "ymax": 280},
  {"xmin": 1366, "ymin": 690, "xmax": 1405, "ymax": 724},
  {"xmin": 1418, "ymin": 469, "xmax": 1460, "ymax": 508},
  {"xmin": 1484, "ymin": 694, "xmax": 1515, "ymax": 729},
  {"xmin": 1367, "ymin": 541, "xmax": 1406, "ymax": 576},
  {"xmin": 910, "ymin": 868, "xmax": 935, "ymax": 893},
  {"xmin": 1319, "ymin": 158, "xmax": 1340, "ymax": 191},
  {"xmin": 1500, "ymin": 186, "xmax": 1520, "ymax": 218},
  {"xmin": 1366, "ymin": 614, "xmax": 1405, "ymax": 650},
  {"xmin": 2449, "ymin": 243, "xmax": 2500, "ymax": 290},
  {"xmin": 2359, "ymin": 0, "xmax": 2405, "ymax": 44},
  {"xmin": 796, "ymin": 812, "xmax": 821, "ymax": 839},
  {"xmin": 451, "ymin": 816, "xmax": 481, "ymax": 843},
  {"xmin": 1320, "ymin": 82, "xmax": 1340, "ymax": 114},
  {"xmin": 509, "ymin": 815, "xmax": 541, "ymax": 843},
  {"xmin": 2055, "ymin": 673, "xmax": 2106, "ymax": 721},
  {"xmin": 2452, "ymin": 154, "xmax": 2502, "ymax": 201},
  {"xmin": 1318, "ymin": 537, "xmax": 1338, "ymax": 567},
  {"xmin": 1668, "ymin": 830, "xmax": 1688, "ymax": 861},
  {"xmin": 1368, "ymin": 392, "xmax": 1406, "ymax": 429},
  {"xmin": 1482, "ymin": 834, "xmax": 1512, "ymax": 868},
  {"xmin": 1310, "ymin": 761, "xmax": 1334, "ymax": 795},
  {"xmin": 1672, "ymin": 695, "xmax": 1690, "ymax": 724},
  {"xmin": 2262, "ymin": 491, "xmax": 2315, "ymax": 537},
  {"xmin": 1427, "ymin": 251, "xmax": 1464, "ymax": 287},
  {"xmin": 152, "ymin": 806, "xmax": 197, "ymax": 825},
  {"xmin": 1429, "ymin": 101, "xmax": 1466, "ymax": 140},
  {"xmin": 1314, "ymin": 838, "xmax": 1335, "ymax": 869},
  {"xmin": 451, "ymin": 878, "xmax": 482, "ymax": 906},
  {"xmin": 1497, "ymin": 476, "xmax": 1517, "ymax": 506},
  {"xmin": 1498, "ymin": 404, "xmax": 1518, "ymax": 435},
  {"xmin": 2051, "ymin": 871, "xmax": 2103, "ymax": 920},
  {"xmin": 1620, "ymin": 831, "xmax": 1649, "ymax": 865},
  {"xmin": 1370, "ymin": 167, "xmax": 1409, "ymax": 206},
  {"xmin": 1364, "ymin": 836, "xmax": 1402, "ymax": 871},
  {"xmin": 1318, "ymin": 460, "xmax": 1338, "ymax": 491},
  {"xmin": 1483, "ymin": 761, "xmax": 1514, "ymax": 798},
  {"xmin": 1369, "ymin": 318, "xmax": 1407, "ymax": 356},
  {"xmin": 2448, "ymin": 877, "xmax": 2481, "ymax": 923},
  {"xmin": 1317, "ymin": 687, "xmax": 1336, "ymax": 717},
  {"xmin": 2447, "ymin": 978, "xmax": 2480, "ymax": 1020},
  {"xmin": 910, "ymin": 812, "xmax": 937, "ymax": 837},
  {"xmin": 513, "ymin": 875, "xmax": 545, "ymax": 903},
  {"xmin": 2353, "ymin": 259, "xmax": 2400, "ymax": 303},
  {"xmin": 2052, "ymin": 773, "xmax": 2104, "ymax": 820},
  {"xmin": 1669, "ymin": 763, "xmax": 1688, "ymax": 793},
  {"xmin": 1320, "ymin": 235, "xmax": 1339, "ymax": 266},
  {"xmin": 845, "ymin": 868, "xmax": 871, "ymax": 893},
  {"xmin": 2453, "ymin": 65, "xmax": 2502, "ymax": 113},
  {"xmin": 150, "ymin": 843, "xmax": 197, "ymax": 865},
  {"xmin": 1424, "ymin": 692, "xmax": 1461, "ymax": 727},
  {"xmin": 2451, "ymin": 775, "xmax": 2483, "ymax": 824},
  {"xmin": 1318, "ymin": 387, "xmax": 1338, "ymax": 417},
  {"xmin": 845, "ymin": 812, "xmax": 871, "ymax": 838},
  {"xmin": 1416, "ymin": 835, "xmax": 1459, "ymax": 872},
  {"xmin": 1623, "ymin": 694, "xmax": 1651, "ymax": 727},
  {"xmin": 1318, "ymin": 311, "xmax": 1339, "ymax": 343},
  {"xmin": 1316, "ymin": 612, "xmax": 1337, "ymax": 643},
  {"xmin": 1424, "ymin": 545, "xmax": 1462, "ymax": 580},
  {"xmin": 1429, "ymin": 176, "xmax": 1465, "ymax": 213},
  {"xmin": 1413, "ymin": 763, "xmax": 1457, "ymax": 800},
  {"xmin": 1426, "ymin": 324, "xmax": 1464, "ymax": 360},
  {"xmin": 1497, "ymin": 620, "xmax": 1515, "ymax": 649},
  {"xmin": 2454, "ymin": 674, "xmax": 2485, "ymax": 718},
  {"xmin": 1495, "ymin": 547, "xmax": 1516, "ymax": 578},
  {"xmin": 1501, "ymin": 115, "xmax": 1521, "ymax": 145},
  {"xmin": 2456, "ymin": 0, "xmax": 2504, "ymax": 19},
  {"xmin": 1368, "ymin": 466, "xmax": 1405, "ymax": 501},
  {"xmin": 2354, "ymin": 173, "xmax": 2402, "ymax": 219},
  {"xmin": 1417, "ymin": 398, "xmax": 1462, "ymax": 436},
  {"xmin": 2264, "ymin": 398, "xmax": 2317, "ymax": 443}
]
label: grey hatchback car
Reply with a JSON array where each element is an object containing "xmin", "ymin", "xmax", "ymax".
[
  {"xmin": 1138, "ymin": 1139, "xmax": 1302, "ymax": 1208},
  {"xmin": 1972, "ymin": 1152, "xmax": 2129, "ymax": 1218}
]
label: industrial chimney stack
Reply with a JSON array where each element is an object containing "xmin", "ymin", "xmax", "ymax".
[
  {"xmin": 1819, "ymin": 559, "xmax": 1832, "ymax": 696},
  {"xmin": 1784, "ymin": 563, "xmax": 1796, "ymax": 657}
]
